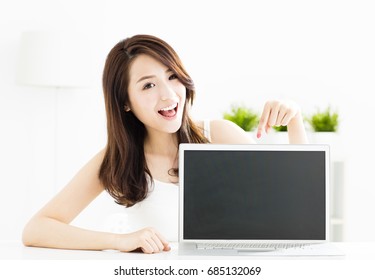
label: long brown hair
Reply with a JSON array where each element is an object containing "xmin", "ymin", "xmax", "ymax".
[{"xmin": 99, "ymin": 34, "xmax": 208, "ymax": 207}]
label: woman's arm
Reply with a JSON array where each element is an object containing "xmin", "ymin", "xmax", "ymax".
[
  {"xmin": 22, "ymin": 149, "xmax": 115, "ymax": 250},
  {"xmin": 208, "ymin": 119, "xmax": 257, "ymax": 144},
  {"xmin": 22, "ymin": 149, "xmax": 170, "ymax": 253},
  {"xmin": 208, "ymin": 100, "xmax": 308, "ymax": 145}
]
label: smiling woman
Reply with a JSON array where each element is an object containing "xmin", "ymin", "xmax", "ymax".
[
  {"xmin": 100, "ymin": 36, "xmax": 210, "ymax": 207},
  {"xmin": 126, "ymin": 55, "xmax": 186, "ymax": 133},
  {"xmin": 22, "ymin": 34, "xmax": 308, "ymax": 254}
]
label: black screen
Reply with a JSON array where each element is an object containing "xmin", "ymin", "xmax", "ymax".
[{"xmin": 183, "ymin": 150, "xmax": 326, "ymax": 240}]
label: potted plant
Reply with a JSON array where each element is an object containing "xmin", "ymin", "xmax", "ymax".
[
  {"xmin": 307, "ymin": 107, "xmax": 339, "ymax": 132},
  {"xmin": 223, "ymin": 104, "xmax": 259, "ymax": 132},
  {"xmin": 306, "ymin": 107, "xmax": 340, "ymax": 153},
  {"xmin": 271, "ymin": 125, "xmax": 288, "ymax": 144},
  {"xmin": 273, "ymin": 125, "xmax": 287, "ymax": 132}
]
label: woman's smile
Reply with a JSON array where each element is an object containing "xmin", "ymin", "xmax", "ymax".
[
  {"xmin": 128, "ymin": 54, "xmax": 186, "ymax": 133},
  {"xmin": 158, "ymin": 103, "xmax": 178, "ymax": 119}
]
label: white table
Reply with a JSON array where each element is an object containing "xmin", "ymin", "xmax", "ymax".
[
  {"xmin": 0, "ymin": 241, "xmax": 374, "ymax": 260},
  {"xmin": 1, "ymin": 242, "xmax": 374, "ymax": 279}
]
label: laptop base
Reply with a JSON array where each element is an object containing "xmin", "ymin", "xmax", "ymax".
[{"xmin": 178, "ymin": 242, "xmax": 345, "ymax": 256}]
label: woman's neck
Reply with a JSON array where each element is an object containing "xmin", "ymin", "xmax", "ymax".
[
  {"xmin": 144, "ymin": 130, "xmax": 179, "ymax": 183},
  {"xmin": 144, "ymin": 130, "xmax": 178, "ymax": 157}
]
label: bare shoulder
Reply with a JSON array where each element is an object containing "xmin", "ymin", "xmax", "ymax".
[
  {"xmin": 194, "ymin": 119, "xmax": 256, "ymax": 144},
  {"xmin": 86, "ymin": 148, "xmax": 106, "ymax": 172},
  {"xmin": 69, "ymin": 148, "xmax": 106, "ymax": 188},
  {"xmin": 71, "ymin": 148, "xmax": 107, "ymax": 192}
]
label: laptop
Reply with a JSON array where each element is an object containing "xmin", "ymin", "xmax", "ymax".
[{"xmin": 178, "ymin": 144, "xmax": 343, "ymax": 256}]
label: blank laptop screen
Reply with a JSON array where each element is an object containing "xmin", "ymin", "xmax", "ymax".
[{"xmin": 183, "ymin": 149, "xmax": 326, "ymax": 240}]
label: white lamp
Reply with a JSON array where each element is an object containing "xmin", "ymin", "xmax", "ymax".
[
  {"xmin": 16, "ymin": 30, "xmax": 92, "ymax": 88},
  {"xmin": 16, "ymin": 30, "xmax": 93, "ymax": 193}
]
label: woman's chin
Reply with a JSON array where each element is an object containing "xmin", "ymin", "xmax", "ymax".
[{"xmin": 164, "ymin": 120, "xmax": 183, "ymax": 134}]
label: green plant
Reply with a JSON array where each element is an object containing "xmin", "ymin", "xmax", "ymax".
[
  {"xmin": 223, "ymin": 104, "xmax": 259, "ymax": 132},
  {"xmin": 273, "ymin": 125, "xmax": 287, "ymax": 132},
  {"xmin": 307, "ymin": 107, "xmax": 339, "ymax": 132}
]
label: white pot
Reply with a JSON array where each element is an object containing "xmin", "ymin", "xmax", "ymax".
[
  {"xmin": 310, "ymin": 131, "xmax": 337, "ymax": 144},
  {"xmin": 251, "ymin": 130, "xmax": 289, "ymax": 144},
  {"xmin": 310, "ymin": 132, "xmax": 341, "ymax": 159}
]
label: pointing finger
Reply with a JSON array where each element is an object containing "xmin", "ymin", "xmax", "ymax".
[{"xmin": 257, "ymin": 103, "xmax": 271, "ymax": 138}]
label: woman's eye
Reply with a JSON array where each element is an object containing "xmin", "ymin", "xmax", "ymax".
[
  {"xmin": 169, "ymin": 73, "xmax": 178, "ymax": 80},
  {"xmin": 143, "ymin": 83, "xmax": 155, "ymax": 90}
]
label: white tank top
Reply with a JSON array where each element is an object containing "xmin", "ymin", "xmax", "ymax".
[
  {"xmin": 119, "ymin": 120, "xmax": 211, "ymax": 242},
  {"xmin": 125, "ymin": 179, "xmax": 179, "ymax": 241}
]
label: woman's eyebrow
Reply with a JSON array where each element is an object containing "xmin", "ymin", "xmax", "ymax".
[
  {"xmin": 136, "ymin": 75, "xmax": 155, "ymax": 84},
  {"xmin": 136, "ymin": 69, "xmax": 172, "ymax": 84}
]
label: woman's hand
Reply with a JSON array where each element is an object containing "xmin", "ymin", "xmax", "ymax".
[
  {"xmin": 256, "ymin": 100, "xmax": 300, "ymax": 138},
  {"xmin": 115, "ymin": 227, "xmax": 171, "ymax": 254},
  {"xmin": 256, "ymin": 100, "xmax": 308, "ymax": 144}
]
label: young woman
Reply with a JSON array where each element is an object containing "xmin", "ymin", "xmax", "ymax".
[{"xmin": 22, "ymin": 34, "xmax": 308, "ymax": 254}]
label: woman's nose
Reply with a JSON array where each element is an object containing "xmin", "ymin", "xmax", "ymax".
[{"xmin": 160, "ymin": 83, "xmax": 177, "ymax": 101}]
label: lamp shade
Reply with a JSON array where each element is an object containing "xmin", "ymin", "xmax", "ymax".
[{"xmin": 16, "ymin": 31, "xmax": 92, "ymax": 88}]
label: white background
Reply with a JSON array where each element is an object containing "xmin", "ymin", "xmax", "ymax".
[{"xmin": 0, "ymin": 0, "xmax": 374, "ymax": 242}]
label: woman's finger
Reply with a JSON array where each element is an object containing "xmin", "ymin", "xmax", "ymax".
[{"xmin": 257, "ymin": 103, "xmax": 271, "ymax": 138}]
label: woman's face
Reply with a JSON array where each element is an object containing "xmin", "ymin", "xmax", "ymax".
[{"xmin": 127, "ymin": 54, "xmax": 186, "ymax": 134}]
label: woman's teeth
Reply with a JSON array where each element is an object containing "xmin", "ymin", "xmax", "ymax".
[
  {"xmin": 158, "ymin": 103, "xmax": 178, "ymax": 117},
  {"xmin": 159, "ymin": 103, "xmax": 177, "ymax": 112}
]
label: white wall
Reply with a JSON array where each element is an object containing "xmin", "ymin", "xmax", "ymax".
[{"xmin": 1, "ymin": 0, "xmax": 374, "ymax": 241}]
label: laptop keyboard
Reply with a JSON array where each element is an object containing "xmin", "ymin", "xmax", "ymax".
[{"xmin": 197, "ymin": 243, "xmax": 313, "ymax": 250}]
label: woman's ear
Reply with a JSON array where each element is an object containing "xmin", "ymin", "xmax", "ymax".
[{"xmin": 124, "ymin": 105, "xmax": 131, "ymax": 112}]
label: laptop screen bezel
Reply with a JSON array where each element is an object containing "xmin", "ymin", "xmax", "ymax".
[{"xmin": 178, "ymin": 144, "xmax": 330, "ymax": 244}]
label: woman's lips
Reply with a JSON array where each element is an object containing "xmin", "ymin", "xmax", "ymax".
[{"xmin": 158, "ymin": 103, "xmax": 178, "ymax": 118}]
